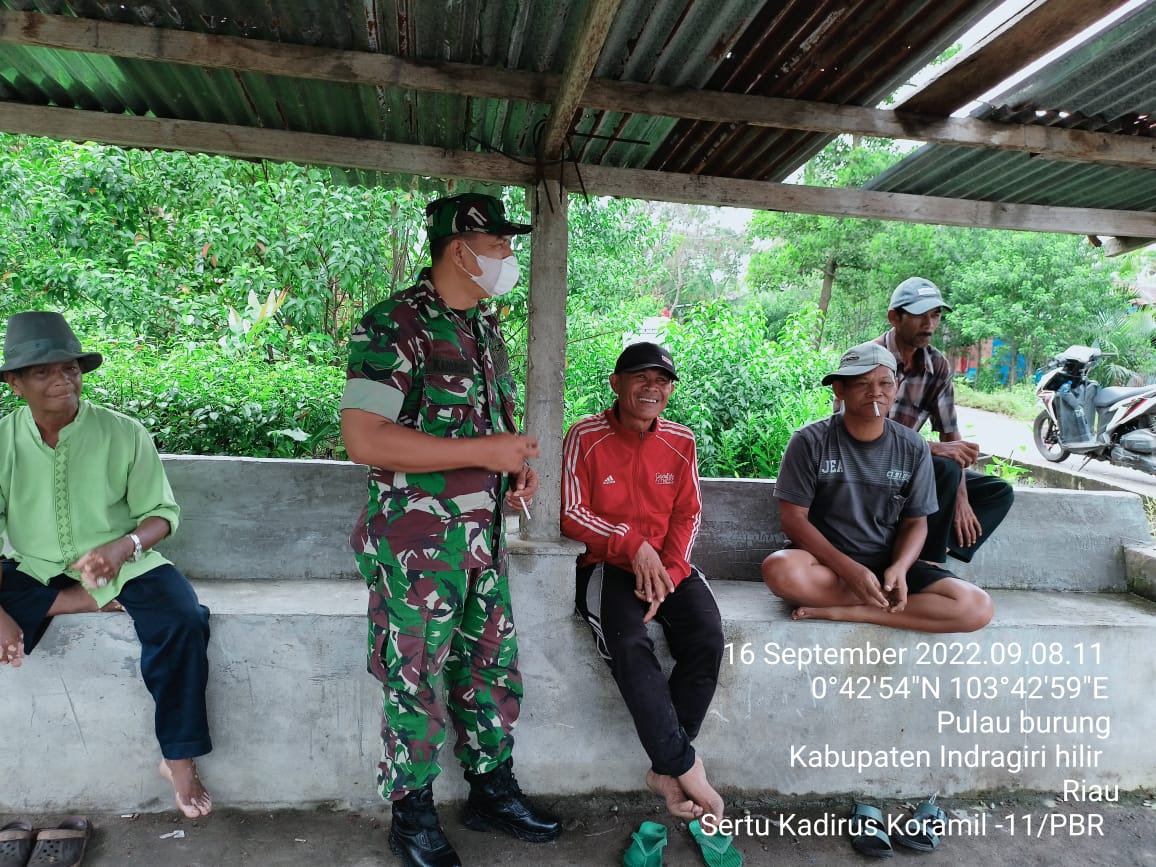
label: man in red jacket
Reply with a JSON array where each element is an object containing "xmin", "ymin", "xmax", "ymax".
[{"xmin": 561, "ymin": 342, "xmax": 725, "ymax": 822}]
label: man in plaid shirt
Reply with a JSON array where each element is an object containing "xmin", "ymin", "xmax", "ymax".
[{"xmin": 874, "ymin": 277, "xmax": 1014, "ymax": 564}]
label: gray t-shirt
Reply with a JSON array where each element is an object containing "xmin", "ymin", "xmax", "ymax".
[{"xmin": 775, "ymin": 415, "xmax": 937, "ymax": 558}]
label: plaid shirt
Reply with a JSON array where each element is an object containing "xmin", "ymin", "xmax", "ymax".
[{"xmin": 875, "ymin": 330, "xmax": 958, "ymax": 436}]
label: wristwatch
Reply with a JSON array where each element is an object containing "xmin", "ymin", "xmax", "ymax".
[{"xmin": 128, "ymin": 532, "xmax": 144, "ymax": 562}]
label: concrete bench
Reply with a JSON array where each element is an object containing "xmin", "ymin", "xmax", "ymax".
[{"xmin": 3, "ymin": 457, "xmax": 1155, "ymax": 812}]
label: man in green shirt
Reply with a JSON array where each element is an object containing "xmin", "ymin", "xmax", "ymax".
[{"xmin": 0, "ymin": 311, "xmax": 214, "ymax": 819}]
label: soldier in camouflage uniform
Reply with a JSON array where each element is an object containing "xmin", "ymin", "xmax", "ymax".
[{"xmin": 341, "ymin": 193, "xmax": 560, "ymax": 867}]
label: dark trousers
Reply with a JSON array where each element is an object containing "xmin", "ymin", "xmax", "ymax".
[
  {"xmin": 922, "ymin": 457, "xmax": 1015, "ymax": 563},
  {"xmin": 575, "ymin": 562, "xmax": 723, "ymax": 778},
  {"xmin": 1, "ymin": 560, "xmax": 212, "ymax": 760}
]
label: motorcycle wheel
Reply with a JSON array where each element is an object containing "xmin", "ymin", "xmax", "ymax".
[{"xmin": 1032, "ymin": 411, "xmax": 1069, "ymax": 462}]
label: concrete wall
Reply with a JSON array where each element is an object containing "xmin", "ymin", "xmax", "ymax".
[
  {"xmin": 161, "ymin": 456, "xmax": 364, "ymax": 581},
  {"xmin": 1124, "ymin": 544, "xmax": 1156, "ymax": 604},
  {"xmin": 697, "ymin": 477, "xmax": 1145, "ymax": 591},
  {"xmin": 4, "ymin": 457, "xmax": 1156, "ymax": 812},
  {"xmin": 6, "ymin": 564, "xmax": 1156, "ymax": 811},
  {"xmin": 158, "ymin": 458, "xmax": 1151, "ymax": 591}
]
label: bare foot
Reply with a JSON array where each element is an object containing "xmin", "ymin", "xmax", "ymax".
[
  {"xmin": 646, "ymin": 769, "xmax": 701, "ymax": 820},
  {"xmin": 159, "ymin": 759, "xmax": 213, "ymax": 818},
  {"xmin": 677, "ymin": 754, "xmax": 725, "ymax": 820},
  {"xmin": 100, "ymin": 599, "xmax": 126, "ymax": 613},
  {"xmin": 793, "ymin": 605, "xmax": 865, "ymax": 623},
  {"xmin": 47, "ymin": 584, "xmax": 101, "ymax": 615},
  {"xmin": 0, "ymin": 608, "xmax": 24, "ymax": 667},
  {"xmin": 792, "ymin": 606, "xmax": 825, "ymax": 621}
]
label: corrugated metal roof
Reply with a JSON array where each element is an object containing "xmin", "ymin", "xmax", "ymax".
[
  {"xmin": 642, "ymin": 0, "xmax": 1004, "ymax": 180},
  {"xmin": 0, "ymin": 0, "xmax": 999, "ymax": 185},
  {"xmin": 866, "ymin": 0, "xmax": 1156, "ymax": 212},
  {"xmin": 0, "ymin": 0, "xmax": 1152, "ymax": 222}
]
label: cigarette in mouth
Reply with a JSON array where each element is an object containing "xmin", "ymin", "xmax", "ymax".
[
  {"xmin": 873, "ymin": 401, "xmax": 880, "ymax": 417},
  {"xmin": 519, "ymin": 497, "xmax": 532, "ymax": 522}
]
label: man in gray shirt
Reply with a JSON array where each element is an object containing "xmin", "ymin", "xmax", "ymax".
[{"xmin": 761, "ymin": 342, "xmax": 993, "ymax": 633}]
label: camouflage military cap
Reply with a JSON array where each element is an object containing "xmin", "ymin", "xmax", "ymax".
[{"xmin": 425, "ymin": 193, "xmax": 532, "ymax": 243}]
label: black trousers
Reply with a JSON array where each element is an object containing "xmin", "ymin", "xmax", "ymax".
[
  {"xmin": 922, "ymin": 457, "xmax": 1015, "ymax": 563},
  {"xmin": 1, "ymin": 560, "xmax": 213, "ymax": 760},
  {"xmin": 575, "ymin": 562, "xmax": 723, "ymax": 778}
]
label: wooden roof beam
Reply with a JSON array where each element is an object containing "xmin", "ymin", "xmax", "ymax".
[
  {"xmin": 539, "ymin": 0, "xmax": 622, "ymax": 161},
  {"xmin": 896, "ymin": 0, "xmax": 1135, "ymax": 116},
  {"xmin": 2, "ymin": 11, "xmax": 1154, "ymax": 171},
  {"xmin": 0, "ymin": 10, "xmax": 554, "ymax": 103},
  {"xmin": 3, "ymin": 103, "xmax": 1153, "ymax": 239}
]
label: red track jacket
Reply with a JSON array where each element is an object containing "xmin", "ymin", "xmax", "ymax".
[{"xmin": 561, "ymin": 405, "xmax": 702, "ymax": 586}]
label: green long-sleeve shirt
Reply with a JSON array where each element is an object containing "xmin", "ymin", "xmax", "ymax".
[{"xmin": 0, "ymin": 400, "xmax": 180, "ymax": 608}]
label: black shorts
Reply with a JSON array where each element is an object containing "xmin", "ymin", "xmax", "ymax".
[{"xmin": 854, "ymin": 553, "xmax": 956, "ymax": 595}]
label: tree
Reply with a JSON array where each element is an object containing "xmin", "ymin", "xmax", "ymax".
[
  {"xmin": 745, "ymin": 137, "xmax": 915, "ymax": 346},
  {"xmin": 944, "ymin": 231, "xmax": 1125, "ymax": 384},
  {"xmin": 640, "ymin": 203, "xmax": 746, "ymax": 311},
  {"xmin": 0, "ymin": 134, "xmax": 426, "ymax": 358}
]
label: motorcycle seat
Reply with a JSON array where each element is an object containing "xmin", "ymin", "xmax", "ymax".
[{"xmin": 1094, "ymin": 385, "xmax": 1156, "ymax": 407}]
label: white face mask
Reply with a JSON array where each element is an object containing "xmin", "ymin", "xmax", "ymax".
[{"xmin": 463, "ymin": 244, "xmax": 520, "ymax": 297}]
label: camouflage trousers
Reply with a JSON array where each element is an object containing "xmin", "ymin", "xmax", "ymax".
[{"xmin": 359, "ymin": 550, "xmax": 523, "ymax": 801}]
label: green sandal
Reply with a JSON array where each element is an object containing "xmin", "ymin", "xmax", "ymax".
[
  {"xmin": 849, "ymin": 803, "xmax": 893, "ymax": 858},
  {"xmin": 623, "ymin": 821, "xmax": 667, "ymax": 867},
  {"xmin": 688, "ymin": 818, "xmax": 742, "ymax": 867}
]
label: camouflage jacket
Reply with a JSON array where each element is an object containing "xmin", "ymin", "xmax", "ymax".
[{"xmin": 341, "ymin": 270, "xmax": 519, "ymax": 571}]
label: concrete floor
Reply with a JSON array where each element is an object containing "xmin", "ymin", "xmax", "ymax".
[{"xmin": 6, "ymin": 791, "xmax": 1156, "ymax": 866}]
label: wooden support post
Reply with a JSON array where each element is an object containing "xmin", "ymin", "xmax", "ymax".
[{"xmin": 522, "ymin": 179, "xmax": 569, "ymax": 540}]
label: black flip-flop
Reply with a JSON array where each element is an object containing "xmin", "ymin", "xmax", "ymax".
[
  {"xmin": 0, "ymin": 820, "xmax": 35, "ymax": 867},
  {"xmin": 27, "ymin": 817, "xmax": 91, "ymax": 867},
  {"xmin": 894, "ymin": 797, "xmax": 947, "ymax": 852},
  {"xmin": 849, "ymin": 803, "xmax": 893, "ymax": 858}
]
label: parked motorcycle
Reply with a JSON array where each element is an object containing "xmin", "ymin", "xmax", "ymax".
[{"xmin": 1032, "ymin": 345, "xmax": 1156, "ymax": 472}]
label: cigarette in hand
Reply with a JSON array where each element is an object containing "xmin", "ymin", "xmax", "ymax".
[
  {"xmin": 519, "ymin": 497, "xmax": 531, "ymax": 522},
  {"xmin": 873, "ymin": 401, "xmax": 880, "ymax": 417}
]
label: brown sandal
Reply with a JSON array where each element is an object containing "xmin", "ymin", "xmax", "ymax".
[{"xmin": 27, "ymin": 817, "xmax": 91, "ymax": 867}]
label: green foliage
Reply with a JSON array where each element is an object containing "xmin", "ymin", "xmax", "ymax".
[
  {"xmin": 1, "ymin": 131, "xmax": 1140, "ymax": 480},
  {"xmin": 945, "ymin": 231, "xmax": 1123, "ymax": 383},
  {"xmin": 744, "ymin": 137, "xmax": 1133, "ymax": 379},
  {"xmin": 0, "ymin": 134, "xmax": 425, "ymax": 359},
  {"xmin": 985, "ymin": 452, "xmax": 1033, "ymax": 484},
  {"xmin": 745, "ymin": 138, "xmax": 937, "ymax": 347},
  {"xmin": 1143, "ymin": 497, "xmax": 1156, "ymax": 538},
  {"xmin": 102, "ymin": 342, "xmax": 346, "ymax": 459},
  {"xmin": 1081, "ymin": 308, "xmax": 1156, "ymax": 386},
  {"xmin": 665, "ymin": 304, "xmax": 833, "ymax": 477},
  {"xmin": 562, "ymin": 302, "xmax": 834, "ymax": 478},
  {"xmin": 641, "ymin": 203, "xmax": 747, "ymax": 309},
  {"xmin": 954, "ymin": 380, "xmax": 1038, "ymax": 421},
  {"xmin": 0, "ymin": 335, "xmax": 346, "ymax": 459}
]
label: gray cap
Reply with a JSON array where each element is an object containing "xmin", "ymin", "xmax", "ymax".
[
  {"xmin": 889, "ymin": 277, "xmax": 952, "ymax": 315},
  {"xmin": 821, "ymin": 341, "xmax": 896, "ymax": 385}
]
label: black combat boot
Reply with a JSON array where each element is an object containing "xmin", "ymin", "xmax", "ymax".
[
  {"xmin": 461, "ymin": 759, "xmax": 562, "ymax": 842},
  {"xmin": 388, "ymin": 786, "xmax": 462, "ymax": 867}
]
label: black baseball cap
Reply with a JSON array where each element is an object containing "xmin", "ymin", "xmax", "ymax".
[{"xmin": 614, "ymin": 342, "xmax": 679, "ymax": 380}]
